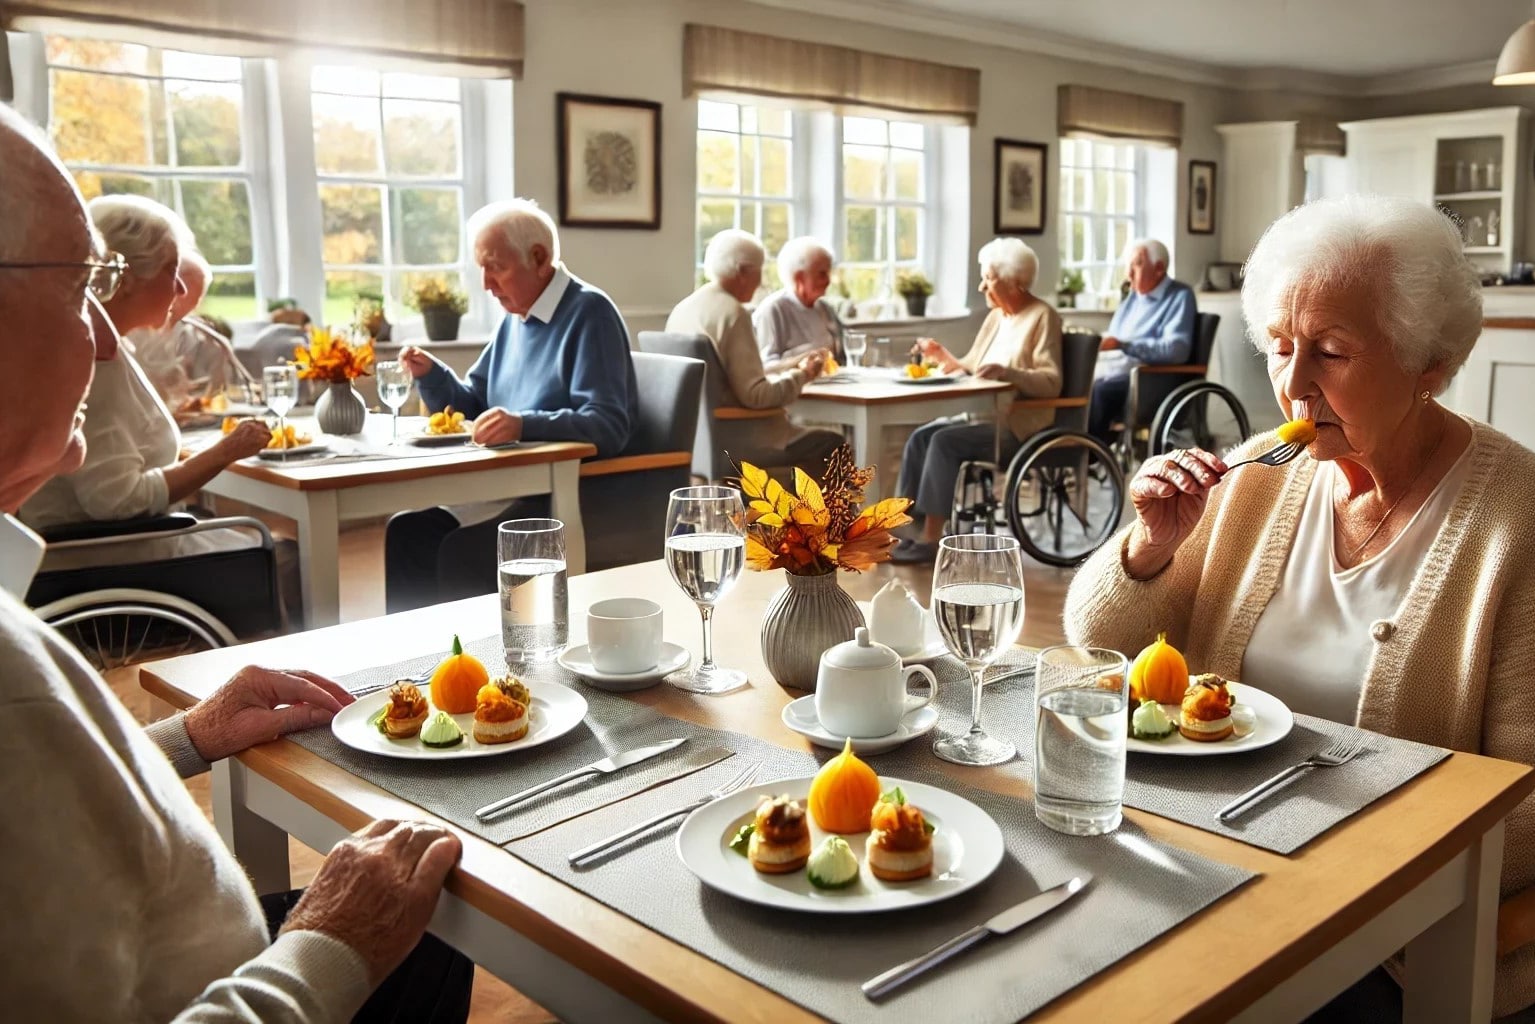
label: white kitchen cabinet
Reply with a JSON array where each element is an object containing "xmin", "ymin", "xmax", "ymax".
[{"xmin": 1447, "ymin": 325, "xmax": 1535, "ymax": 451}]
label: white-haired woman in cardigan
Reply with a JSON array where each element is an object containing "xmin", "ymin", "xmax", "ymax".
[{"xmin": 1066, "ymin": 194, "xmax": 1535, "ymax": 1018}]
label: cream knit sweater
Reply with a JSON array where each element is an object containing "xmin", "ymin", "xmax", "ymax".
[{"xmin": 1065, "ymin": 417, "xmax": 1535, "ymax": 1016}]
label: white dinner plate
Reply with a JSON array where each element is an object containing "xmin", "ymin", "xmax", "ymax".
[
  {"xmin": 677, "ymin": 775, "xmax": 1004, "ymax": 914},
  {"xmin": 1125, "ymin": 679, "xmax": 1293, "ymax": 756},
  {"xmin": 780, "ymin": 695, "xmax": 939, "ymax": 755},
  {"xmin": 257, "ymin": 441, "xmax": 328, "ymax": 459},
  {"xmin": 855, "ymin": 601, "xmax": 950, "ymax": 664},
  {"xmin": 331, "ymin": 678, "xmax": 588, "ymax": 759},
  {"xmin": 405, "ymin": 432, "xmax": 471, "ymax": 447},
  {"xmin": 557, "ymin": 642, "xmax": 690, "ymax": 692},
  {"xmin": 807, "ymin": 372, "xmax": 859, "ymax": 385},
  {"xmin": 893, "ymin": 373, "xmax": 956, "ymax": 386}
]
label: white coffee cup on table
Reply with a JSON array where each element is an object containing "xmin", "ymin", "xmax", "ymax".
[
  {"xmin": 587, "ymin": 598, "xmax": 663, "ymax": 674},
  {"xmin": 815, "ymin": 628, "xmax": 938, "ymax": 738}
]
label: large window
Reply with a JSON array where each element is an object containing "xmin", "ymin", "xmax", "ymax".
[
  {"xmin": 310, "ymin": 66, "xmax": 466, "ymax": 327},
  {"xmin": 695, "ymin": 99, "xmax": 794, "ymax": 289},
  {"xmin": 840, "ymin": 115, "xmax": 925, "ymax": 303},
  {"xmin": 46, "ymin": 36, "xmax": 260, "ymax": 319},
  {"xmin": 1058, "ymin": 138, "xmax": 1143, "ymax": 307}
]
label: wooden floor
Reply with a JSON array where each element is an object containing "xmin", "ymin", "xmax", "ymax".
[{"xmin": 107, "ymin": 518, "xmax": 1074, "ymax": 1021}]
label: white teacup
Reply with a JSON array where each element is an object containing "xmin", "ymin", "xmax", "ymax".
[
  {"xmin": 587, "ymin": 598, "xmax": 663, "ymax": 675},
  {"xmin": 815, "ymin": 628, "xmax": 938, "ymax": 738}
]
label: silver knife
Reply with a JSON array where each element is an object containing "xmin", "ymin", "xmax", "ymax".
[
  {"xmin": 474, "ymin": 738, "xmax": 687, "ymax": 820},
  {"xmin": 862, "ymin": 875, "xmax": 1092, "ymax": 1000}
]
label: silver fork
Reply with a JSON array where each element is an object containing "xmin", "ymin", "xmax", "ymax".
[
  {"xmin": 349, "ymin": 668, "xmax": 433, "ymax": 699},
  {"xmin": 1215, "ymin": 735, "xmax": 1367, "ymax": 822},
  {"xmin": 567, "ymin": 761, "xmax": 762, "ymax": 866},
  {"xmin": 1222, "ymin": 441, "xmax": 1305, "ymax": 474}
]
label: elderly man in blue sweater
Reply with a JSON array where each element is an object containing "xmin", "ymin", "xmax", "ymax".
[
  {"xmin": 386, "ymin": 198, "xmax": 638, "ymax": 611},
  {"xmin": 1087, "ymin": 238, "xmax": 1197, "ymax": 443}
]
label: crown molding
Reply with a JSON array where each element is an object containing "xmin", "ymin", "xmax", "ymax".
[{"xmin": 1357, "ymin": 59, "xmax": 1499, "ymax": 96}]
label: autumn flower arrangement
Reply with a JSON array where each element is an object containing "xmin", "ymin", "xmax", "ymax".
[
  {"xmin": 737, "ymin": 445, "xmax": 913, "ymax": 575},
  {"xmin": 292, "ymin": 325, "xmax": 374, "ymax": 382}
]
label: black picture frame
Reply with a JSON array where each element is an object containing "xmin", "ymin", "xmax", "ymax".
[
  {"xmin": 993, "ymin": 139, "xmax": 1048, "ymax": 235},
  {"xmin": 1188, "ymin": 159, "xmax": 1217, "ymax": 235},
  {"xmin": 556, "ymin": 92, "xmax": 662, "ymax": 230}
]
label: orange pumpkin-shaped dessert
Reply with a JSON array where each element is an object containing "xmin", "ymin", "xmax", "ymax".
[
  {"xmin": 807, "ymin": 738, "xmax": 882, "ymax": 833},
  {"xmin": 429, "ymin": 635, "xmax": 489, "ymax": 714},
  {"xmin": 1129, "ymin": 631, "xmax": 1189, "ymax": 705}
]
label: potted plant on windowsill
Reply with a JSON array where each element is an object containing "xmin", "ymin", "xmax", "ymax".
[
  {"xmin": 409, "ymin": 277, "xmax": 469, "ymax": 342},
  {"xmin": 1057, "ymin": 269, "xmax": 1086, "ymax": 310},
  {"xmin": 895, "ymin": 270, "xmax": 934, "ymax": 318}
]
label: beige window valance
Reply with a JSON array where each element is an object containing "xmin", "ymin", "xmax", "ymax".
[
  {"xmin": 683, "ymin": 24, "xmax": 979, "ymax": 126},
  {"xmin": 1057, "ymin": 84, "xmax": 1183, "ymax": 148},
  {"xmin": 0, "ymin": 0, "xmax": 525, "ymax": 77},
  {"xmin": 1295, "ymin": 115, "xmax": 1346, "ymax": 156}
]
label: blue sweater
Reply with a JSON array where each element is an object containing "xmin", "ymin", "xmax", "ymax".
[
  {"xmin": 1106, "ymin": 276, "xmax": 1197, "ymax": 370},
  {"xmin": 418, "ymin": 273, "xmax": 638, "ymax": 458}
]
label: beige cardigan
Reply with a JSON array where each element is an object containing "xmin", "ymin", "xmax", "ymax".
[
  {"xmin": 960, "ymin": 299, "xmax": 1062, "ymax": 440},
  {"xmin": 1065, "ymin": 418, "xmax": 1535, "ymax": 1016}
]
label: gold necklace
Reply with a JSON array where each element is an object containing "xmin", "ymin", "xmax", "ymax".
[{"xmin": 1336, "ymin": 415, "xmax": 1449, "ymax": 562}]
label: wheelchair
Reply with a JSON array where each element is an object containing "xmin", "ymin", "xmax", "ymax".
[
  {"xmin": 26, "ymin": 513, "xmax": 285, "ymax": 671},
  {"xmin": 1148, "ymin": 380, "xmax": 1252, "ymax": 458}
]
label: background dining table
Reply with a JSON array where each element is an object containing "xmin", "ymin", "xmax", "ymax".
[{"xmin": 139, "ymin": 562, "xmax": 1532, "ymax": 1024}]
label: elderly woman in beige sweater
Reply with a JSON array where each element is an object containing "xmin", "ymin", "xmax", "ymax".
[{"xmin": 1066, "ymin": 194, "xmax": 1535, "ymax": 1018}]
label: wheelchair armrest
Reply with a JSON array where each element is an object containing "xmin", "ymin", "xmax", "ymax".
[
  {"xmin": 1135, "ymin": 364, "xmax": 1208, "ymax": 376},
  {"xmin": 714, "ymin": 406, "xmax": 784, "ymax": 421},
  {"xmin": 39, "ymin": 513, "xmax": 201, "ymax": 544}
]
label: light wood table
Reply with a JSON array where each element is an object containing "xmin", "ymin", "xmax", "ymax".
[
  {"xmin": 791, "ymin": 372, "xmax": 1014, "ymax": 499},
  {"xmin": 194, "ymin": 418, "xmax": 594, "ymax": 627},
  {"xmin": 140, "ymin": 562, "xmax": 1532, "ymax": 1024}
]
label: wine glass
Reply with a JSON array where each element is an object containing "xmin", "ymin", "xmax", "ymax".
[
  {"xmin": 262, "ymin": 364, "xmax": 299, "ymax": 463},
  {"xmin": 375, "ymin": 360, "xmax": 412, "ymax": 443},
  {"xmin": 844, "ymin": 331, "xmax": 867, "ymax": 370},
  {"xmin": 663, "ymin": 485, "xmax": 747, "ymax": 694},
  {"xmin": 931, "ymin": 533, "xmax": 1026, "ymax": 766}
]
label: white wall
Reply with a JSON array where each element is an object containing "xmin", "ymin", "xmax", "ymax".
[{"xmin": 511, "ymin": 0, "xmax": 1229, "ymax": 351}]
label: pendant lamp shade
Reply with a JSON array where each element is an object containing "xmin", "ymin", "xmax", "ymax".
[{"xmin": 1495, "ymin": 19, "xmax": 1535, "ymax": 85}]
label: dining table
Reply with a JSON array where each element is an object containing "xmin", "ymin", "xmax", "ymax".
[
  {"xmin": 139, "ymin": 562, "xmax": 1532, "ymax": 1024},
  {"xmin": 790, "ymin": 370, "xmax": 1014, "ymax": 500},
  {"xmin": 185, "ymin": 414, "xmax": 594, "ymax": 628}
]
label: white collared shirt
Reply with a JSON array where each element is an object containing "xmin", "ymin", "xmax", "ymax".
[
  {"xmin": 522, "ymin": 264, "xmax": 572, "ymax": 324},
  {"xmin": 0, "ymin": 513, "xmax": 45, "ymax": 598}
]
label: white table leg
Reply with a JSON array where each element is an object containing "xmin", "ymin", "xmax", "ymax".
[
  {"xmin": 212, "ymin": 759, "xmax": 291, "ymax": 895},
  {"xmin": 550, "ymin": 461, "xmax": 586, "ymax": 575},
  {"xmin": 1403, "ymin": 818, "xmax": 1504, "ymax": 1024},
  {"xmin": 295, "ymin": 490, "xmax": 341, "ymax": 628},
  {"xmin": 857, "ymin": 408, "xmax": 887, "ymax": 501}
]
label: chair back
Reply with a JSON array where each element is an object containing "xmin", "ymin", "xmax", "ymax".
[
  {"xmin": 636, "ymin": 331, "xmax": 729, "ymax": 477},
  {"xmin": 1055, "ymin": 330, "xmax": 1101, "ymax": 432},
  {"xmin": 1192, "ymin": 311, "xmax": 1220, "ymax": 367},
  {"xmin": 624, "ymin": 351, "xmax": 703, "ymax": 457}
]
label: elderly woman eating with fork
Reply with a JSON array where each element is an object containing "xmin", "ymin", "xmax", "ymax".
[{"xmin": 1065, "ymin": 193, "xmax": 1535, "ymax": 1018}]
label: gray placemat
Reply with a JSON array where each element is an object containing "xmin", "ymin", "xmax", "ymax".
[{"xmin": 288, "ymin": 638, "xmax": 1254, "ymax": 1023}]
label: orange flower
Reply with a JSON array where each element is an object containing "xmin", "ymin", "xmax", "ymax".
[
  {"xmin": 292, "ymin": 325, "xmax": 375, "ymax": 382},
  {"xmin": 735, "ymin": 445, "xmax": 912, "ymax": 576}
]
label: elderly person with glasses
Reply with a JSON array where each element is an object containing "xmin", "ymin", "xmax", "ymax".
[
  {"xmin": 667, "ymin": 229, "xmax": 843, "ymax": 472},
  {"xmin": 754, "ymin": 235, "xmax": 842, "ymax": 373},
  {"xmin": 19, "ymin": 195, "xmax": 274, "ymax": 550},
  {"xmin": 0, "ymin": 102, "xmax": 468, "ymax": 1024},
  {"xmin": 1067, "ymin": 195, "xmax": 1535, "ymax": 1019},
  {"xmin": 892, "ymin": 237, "xmax": 1063, "ymax": 563}
]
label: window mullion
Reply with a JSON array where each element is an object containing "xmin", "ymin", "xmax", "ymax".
[{"xmin": 272, "ymin": 54, "xmax": 325, "ymax": 318}]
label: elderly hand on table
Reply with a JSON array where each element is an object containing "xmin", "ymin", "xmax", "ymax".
[
  {"xmin": 183, "ymin": 665, "xmax": 355, "ymax": 762},
  {"xmin": 471, "ymin": 407, "xmax": 522, "ymax": 446}
]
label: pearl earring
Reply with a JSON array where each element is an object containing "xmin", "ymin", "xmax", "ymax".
[{"xmin": 1421, "ymin": 390, "xmax": 1432, "ymax": 402}]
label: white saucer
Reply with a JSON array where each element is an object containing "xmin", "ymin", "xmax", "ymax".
[
  {"xmin": 781, "ymin": 694, "xmax": 940, "ymax": 755},
  {"xmin": 557, "ymin": 642, "xmax": 691, "ymax": 692}
]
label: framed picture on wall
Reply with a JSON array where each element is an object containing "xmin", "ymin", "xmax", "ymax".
[
  {"xmin": 1188, "ymin": 160, "xmax": 1217, "ymax": 235},
  {"xmin": 993, "ymin": 139, "xmax": 1047, "ymax": 235},
  {"xmin": 556, "ymin": 92, "xmax": 662, "ymax": 230}
]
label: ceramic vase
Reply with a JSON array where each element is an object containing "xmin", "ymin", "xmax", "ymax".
[
  {"xmin": 760, "ymin": 570, "xmax": 866, "ymax": 692},
  {"xmin": 315, "ymin": 380, "xmax": 367, "ymax": 435}
]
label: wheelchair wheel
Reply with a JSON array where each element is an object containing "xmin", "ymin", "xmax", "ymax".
[
  {"xmin": 1003, "ymin": 429, "xmax": 1125, "ymax": 568},
  {"xmin": 35, "ymin": 588, "xmax": 237, "ymax": 671},
  {"xmin": 1149, "ymin": 381, "xmax": 1251, "ymax": 458}
]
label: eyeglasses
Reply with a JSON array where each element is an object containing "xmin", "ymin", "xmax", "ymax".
[{"xmin": 0, "ymin": 251, "xmax": 128, "ymax": 301}]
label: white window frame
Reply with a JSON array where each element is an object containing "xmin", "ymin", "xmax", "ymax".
[
  {"xmin": 833, "ymin": 115, "xmax": 936, "ymax": 306},
  {"xmin": 1058, "ymin": 137, "xmax": 1148, "ymax": 307}
]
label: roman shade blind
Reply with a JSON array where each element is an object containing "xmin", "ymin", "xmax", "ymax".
[{"xmin": 1057, "ymin": 83, "xmax": 1184, "ymax": 148}]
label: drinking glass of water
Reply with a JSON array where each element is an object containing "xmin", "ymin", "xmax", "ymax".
[
  {"xmin": 376, "ymin": 360, "xmax": 412, "ymax": 443},
  {"xmin": 664, "ymin": 485, "xmax": 747, "ymax": 694},
  {"xmin": 498, "ymin": 519, "xmax": 569, "ymax": 664},
  {"xmin": 1033, "ymin": 646, "xmax": 1130, "ymax": 836},
  {"xmin": 262, "ymin": 364, "xmax": 299, "ymax": 462},
  {"xmin": 931, "ymin": 533, "xmax": 1025, "ymax": 766},
  {"xmin": 844, "ymin": 331, "xmax": 867, "ymax": 370}
]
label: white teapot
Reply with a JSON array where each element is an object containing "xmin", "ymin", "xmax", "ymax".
[
  {"xmin": 815, "ymin": 628, "xmax": 938, "ymax": 738},
  {"xmin": 868, "ymin": 579, "xmax": 926, "ymax": 656}
]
